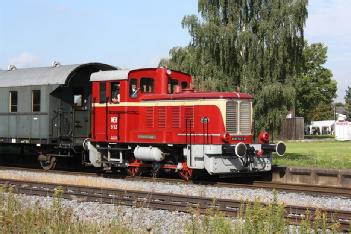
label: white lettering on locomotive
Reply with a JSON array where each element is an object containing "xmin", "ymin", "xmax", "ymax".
[
  {"xmin": 111, "ymin": 117, "xmax": 118, "ymax": 123},
  {"xmin": 110, "ymin": 117, "xmax": 118, "ymax": 130}
]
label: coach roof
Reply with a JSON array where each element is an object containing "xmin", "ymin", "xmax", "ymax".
[
  {"xmin": 90, "ymin": 69, "xmax": 130, "ymax": 82},
  {"xmin": 0, "ymin": 63, "xmax": 116, "ymax": 88}
]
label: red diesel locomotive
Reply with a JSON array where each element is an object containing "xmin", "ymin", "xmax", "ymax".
[{"xmin": 87, "ymin": 67, "xmax": 285, "ymax": 180}]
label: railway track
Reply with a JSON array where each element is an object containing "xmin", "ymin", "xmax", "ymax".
[
  {"xmin": 126, "ymin": 176, "xmax": 351, "ymax": 198},
  {"xmin": 1, "ymin": 165, "xmax": 351, "ymax": 198},
  {"xmin": 0, "ymin": 178, "xmax": 350, "ymax": 232}
]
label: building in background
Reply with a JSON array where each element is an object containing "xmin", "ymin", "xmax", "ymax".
[
  {"xmin": 335, "ymin": 114, "xmax": 351, "ymax": 141},
  {"xmin": 306, "ymin": 120, "xmax": 335, "ymax": 135},
  {"xmin": 304, "ymin": 113, "xmax": 351, "ymax": 141}
]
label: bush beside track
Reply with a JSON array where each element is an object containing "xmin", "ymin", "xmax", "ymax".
[{"xmin": 304, "ymin": 134, "xmax": 335, "ymax": 139}]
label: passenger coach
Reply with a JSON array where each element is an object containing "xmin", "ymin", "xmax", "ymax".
[{"xmin": 0, "ymin": 62, "xmax": 116, "ymax": 169}]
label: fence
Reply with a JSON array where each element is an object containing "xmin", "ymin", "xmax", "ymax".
[{"xmin": 280, "ymin": 117, "xmax": 304, "ymax": 140}]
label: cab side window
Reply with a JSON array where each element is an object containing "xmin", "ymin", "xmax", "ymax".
[
  {"xmin": 181, "ymin": 81, "xmax": 188, "ymax": 89},
  {"xmin": 168, "ymin": 79, "xmax": 178, "ymax": 93},
  {"xmin": 140, "ymin": 78, "xmax": 154, "ymax": 93},
  {"xmin": 129, "ymin": 78, "xmax": 138, "ymax": 98},
  {"xmin": 111, "ymin": 82, "xmax": 120, "ymax": 103},
  {"xmin": 100, "ymin": 82, "xmax": 106, "ymax": 103}
]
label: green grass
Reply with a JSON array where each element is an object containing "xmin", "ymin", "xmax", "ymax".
[{"xmin": 274, "ymin": 141, "xmax": 351, "ymax": 169}]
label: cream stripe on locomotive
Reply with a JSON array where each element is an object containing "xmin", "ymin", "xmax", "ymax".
[
  {"xmin": 92, "ymin": 99, "xmax": 252, "ymax": 135},
  {"xmin": 93, "ymin": 99, "xmax": 227, "ymax": 123}
]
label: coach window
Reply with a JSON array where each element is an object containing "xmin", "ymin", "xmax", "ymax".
[
  {"xmin": 32, "ymin": 90, "xmax": 41, "ymax": 112},
  {"xmin": 100, "ymin": 82, "xmax": 106, "ymax": 103},
  {"xmin": 9, "ymin": 91, "xmax": 18, "ymax": 112},
  {"xmin": 168, "ymin": 79, "xmax": 178, "ymax": 93},
  {"xmin": 111, "ymin": 82, "xmax": 120, "ymax": 103},
  {"xmin": 129, "ymin": 78, "xmax": 138, "ymax": 98},
  {"xmin": 181, "ymin": 81, "xmax": 188, "ymax": 89},
  {"xmin": 140, "ymin": 78, "xmax": 154, "ymax": 93},
  {"xmin": 73, "ymin": 89, "xmax": 83, "ymax": 107}
]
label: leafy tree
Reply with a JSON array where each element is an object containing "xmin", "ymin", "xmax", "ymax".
[
  {"xmin": 161, "ymin": 0, "xmax": 308, "ymax": 134},
  {"xmin": 160, "ymin": 46, "xmax": 230, "ymax": 91},
  {"xmin": 295, "ymin": 42, "xmax": 337, "ymax": 122},
  {"xmin": 345, "ymin": 87, "xmax": 351, "ymax": 119}
]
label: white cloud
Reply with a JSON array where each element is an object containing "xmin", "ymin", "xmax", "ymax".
[
  {"xmin": 305, "ymin": 0, "xmax": 351, "ymax": 102},
  {"xmin": 8, "ymin": 52, "xmax": 41, "ymax": 68}
]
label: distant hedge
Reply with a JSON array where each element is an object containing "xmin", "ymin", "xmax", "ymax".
[{"xmin": 304, "ymin": 135, "xmax": 335, "ymax": 139}]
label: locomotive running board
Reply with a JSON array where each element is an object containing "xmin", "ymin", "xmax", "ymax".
[
  {"xmin": 95, "ymin": 161, "xmax": 128, "ymax": 167},
  {"xmin": 95, "ymin": 147, "xmax": 130, "ymax": 151}
]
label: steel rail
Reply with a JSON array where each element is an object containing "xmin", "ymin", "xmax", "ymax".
[
  {"xmin": 125, "ymin": 176, "xmax": 351, "ymax": 198},
  {"xmin": 0, "ymin": 178, "xmax": 350, "ymax": 232},
  {"xmin": 1, "ymin": 165, "xmax": 351, "ymax": 198}
]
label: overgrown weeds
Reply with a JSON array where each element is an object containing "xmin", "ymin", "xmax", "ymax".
[
  {"xmin": 0, "ymin": 185, "xmax": 132, "ymax": 234},
  {"xmin": 0, "ymin": 186, "xmax": 346, "ymax": 234},
  {"xmin": 186, "ymin": 191, "xmax": 342, "ymax": 234}
]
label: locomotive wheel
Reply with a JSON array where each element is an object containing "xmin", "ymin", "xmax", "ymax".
[
  {"xmin": 127, "ymin": 157, "xmax": 143, "ymax": 177},
  {"xmin": 150, "ymin": 163, "xmax": 161, "ymax": 178},
  {"xmin": 162, "ymin": 160, "xmax": 175, "ymax": 174},
  {"xmin": 179, "ymin": 168, "xmax": 193, "ymax": 181},
  {"xmin": 151, "ymin": 169, "xmax": 159, "ymax": 178},
  {"xmin": 39, "ymin": 156, "xmax": 57, "ymax": 171},
  {"xmin": 127, "ymin": 166, "xmax": 142, "ymax": 177}
]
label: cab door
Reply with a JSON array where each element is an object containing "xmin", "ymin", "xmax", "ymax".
[
  {"xmin": 108, "ymin": 82, "xmax": 120, "ymax": 141},
  {"xmin": 93, "ymin": 81, "xmax": 108, "ymax": 141}
]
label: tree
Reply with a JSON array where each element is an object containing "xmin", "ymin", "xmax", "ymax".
[
  {"xmin": 345, "ymin": 87, "xmax": 351, "ymax": 119},
  {"xmin": 295, "ymin": 42, "xmax": 337, "ymax": 122},
  {"xmin": 160, "ymin": 46, "xmax": 230, "ymax": 91},
  {"xmin": 161, "ymin": 0, "xmax": 308, "ymax": 134}
]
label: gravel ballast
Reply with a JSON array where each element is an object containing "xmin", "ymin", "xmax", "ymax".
[
  {"xmin": 0, "ymin": 169, "xmax": 351, "ymax": 211},
  {"xmin": 8, "ymin": 193, "xmax": 192, "ymax": 233}
]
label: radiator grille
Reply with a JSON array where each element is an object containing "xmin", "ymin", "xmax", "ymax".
[
  {"xmin": 158, "ymin": 106, "xmax": 166, "ymax": 128},
  {"xmin": 184, "ymin": 106, "xmax": 194, "ymax": 128},
  {"xmin": 145, "ymin": 107, "xmax": 154, "ymax": 128},
  {"xmin": 239, "ymin": 102, "xmax": 251, "ymax": 134},
  {"xmin": 171, "ymin": 106, "xmax": 181, "ymax": 128},
  {"xmin": 226, "ymin": 101, "xmax": 238, "ymax": 134}
]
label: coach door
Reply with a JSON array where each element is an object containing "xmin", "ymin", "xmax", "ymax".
[
  {"xmin": 72, "ymin": 89, "xmax": 90, "ymax": 144},
  {"xmin": 50, "ymin": 86, "xmax": 74, "ymax": 143}
]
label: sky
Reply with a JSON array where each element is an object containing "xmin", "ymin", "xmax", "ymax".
[{"xmin": 0, "ymin": 0, "xmax": 349, "ymax": 102}]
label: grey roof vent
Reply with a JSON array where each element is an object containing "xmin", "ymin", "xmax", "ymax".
[
  {"xmin": 7, "ymin": 64, "xmax": 16, "ymax": 71},
  {"xmin": 52, "ymin": 61, "xmax": 61, "ymax": 68}
]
